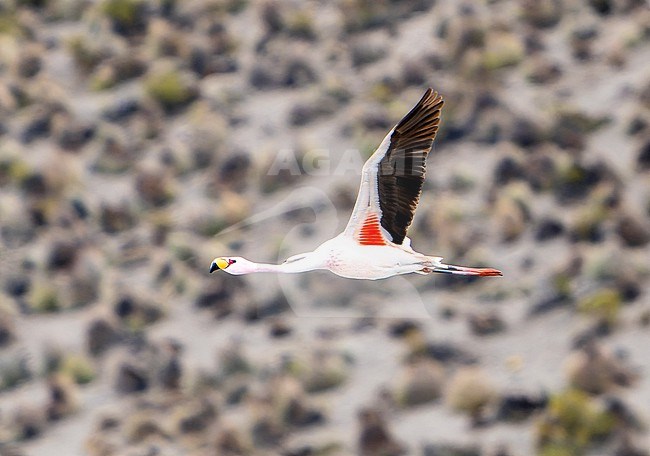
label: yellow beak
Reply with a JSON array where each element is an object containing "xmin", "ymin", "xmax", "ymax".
[{"xmin": 215, "ymin": 258, "xmax": 230, "ymax": 270}]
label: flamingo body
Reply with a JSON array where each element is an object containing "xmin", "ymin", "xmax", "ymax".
[{"xmin": 211, "ymin": 89, "xmax": 502, "ymax": 280}]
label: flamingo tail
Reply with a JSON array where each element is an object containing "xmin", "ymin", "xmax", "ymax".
[{"xmin": 426, "ymin": 263, "xmax": 503, "ymax": 277}]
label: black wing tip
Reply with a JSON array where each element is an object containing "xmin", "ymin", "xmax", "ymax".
[{"xmin": 422, "ymin": 87, "xmax": 443, "ymax": 104}]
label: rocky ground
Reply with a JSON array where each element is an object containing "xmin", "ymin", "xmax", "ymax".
[{"xmin": 1, "ymin": 0, "xmax": 649, "ymax": 455}]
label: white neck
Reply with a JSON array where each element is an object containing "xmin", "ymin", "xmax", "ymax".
[{"xmin": 252, "ymin": 252, "xmax": 326, "ymax": 274}]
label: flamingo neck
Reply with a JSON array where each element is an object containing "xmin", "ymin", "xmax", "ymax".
[{"xmin": 253, "ymin": 252, "xmax": 325, "ymax": 274}]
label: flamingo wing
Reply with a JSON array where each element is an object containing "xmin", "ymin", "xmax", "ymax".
[{"xmin": 344, "ymin": 88, "xmax": 444, "ymax": 246}]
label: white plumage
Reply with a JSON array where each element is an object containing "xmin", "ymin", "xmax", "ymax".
[{"xmin": 211, "ymin": 89, "xmax": 502, "ymax": 280}]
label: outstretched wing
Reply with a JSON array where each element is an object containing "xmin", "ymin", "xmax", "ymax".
[{"xmin": 344, "ymin": 88, "xmax": 444, "ymax": 246}]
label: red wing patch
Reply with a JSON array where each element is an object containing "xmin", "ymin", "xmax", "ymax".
[{"xmin": 357, "ymin": 213, "xmax": 387, "ymax": 246}]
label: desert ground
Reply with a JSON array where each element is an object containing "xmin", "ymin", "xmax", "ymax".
[{"xmin": 0, "ymin": 0, "xmax": 649, "ymax": 455}]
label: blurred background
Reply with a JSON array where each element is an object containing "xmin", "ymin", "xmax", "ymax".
[{"xmin": 0, "ymin": 0, "xmax": 649, "ymax": 455}]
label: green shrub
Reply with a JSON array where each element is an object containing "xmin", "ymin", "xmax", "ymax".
[
  {"xmin": 536, "ymin": 389, "xmax": 616, "ymax": 455},
  {"xmin": 102, "ymin": 0, "xmax": 145, "ymax": 34},
  {"xmin": 578, "ymin": 288, "xmax": 621, "ymax": 327},
  {"xmin": 144, "ymin": 68, "xmax": 197, "ymax": 112},
  {"xmin": 29, "ymin": 285, "xmax": 60, "ymax": 313},
  {"xmin": 60, "ymin": 354, "xmax": 95, "ymax": 384}
]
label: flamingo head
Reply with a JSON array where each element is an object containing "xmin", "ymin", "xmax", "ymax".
[{"xmin": 209, "ymin": 257, "xmax": 256, "ymax": 275}]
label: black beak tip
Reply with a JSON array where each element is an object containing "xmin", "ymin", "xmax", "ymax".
[{"xmin": 209, "ymin": 262, "xmax": 218, "ymax": 273}]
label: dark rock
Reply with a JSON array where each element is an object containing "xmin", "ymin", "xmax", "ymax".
[
  {"xmin": 285, "ymin": 398, "xmax": 325, "ymax": 427},
  {"xmin": 249, "ymin": 57, "xmax": 318, "ymax": 90},
  {"xmin": 114, "ymin": 296, "xmax": 135, "ymax": 318},
  {"xmin": 29, "ymin": 206, "xmax": 48, "ymax": 227},
  {"xmin": 113, "ymin": 294, "xmax": 163, "ymax": 326},
  {"xmin": 493, "ymin": 156, "xmax": 525, "ymax": 186},
  {"xmin": 616, "ymin": 214, "xmax": 650, "ymax": 247},
  {"xmin": 102, "ymin": 98, "xmax": 141, "ymax": 122},
  {"xmin": 158, "ymin": 357, "xmax": 182, "ymax": 390},
  {"xmin": 566, "ymin": 342, "xmax": 637, "ymax": 394},
  {"xmin": 216, "ymin": 427, "xmax": 249, "ymax": 454},
  {"xmin": 134, "ymin": 169, "xmax": 173, "ymax": 207},
  {"xmin": 92, "ymin": 135, "xmax": 135, "ymax": 174},
  {"xmin": 14, "ymin": 408, "xmax": 44, "ymax": 440},
  {"xmin": 529, "ymin": 293, "xmax": 572, "ymax": 315},
  {"xmin": 194, "ymin": 279, "xmax": 238, "ymax": 318},
  {"xmin": 0, "ymin": 312, "xmax": 15, "ymax": 347},
  {"xmin": 70, "ymin": 266, "xmax": 101, "ymax": 308},
  {"xmin": 511, "ymin": 118, "xmax": 545, "ymax": 148},
  {"xmin": 351, "ymin": 42, "xmax": 387, "ymax": 67},
  {"xmin": 401, "ymin": 60, "xmax": 428, "ymax": 87},
  {"xmin": 614, "ymin": 439, "xmax": 649, "ymax": 456},
  {"xmin": 47, "ymin": 241, "xmax": 79, "ymax": 271},
  {"xmin": 520, "ymin": 0, "xmax": 562, "ymax": 28},
  {"xmin": 534, "ymin": 218, "xmax": 564, "ymax": 241},
  {"xmin": 251, "ymin": 416, "xmax": 284, "ymax": 447},
  {"xmin": 289, "ymin": 103, "xmax": 330, "ymax": 126},
  {"xmin": 637, "ymin": 140, "xmax": 650, "ymax": 171},
  {"xmin": 554, "ymin": 161, "xmax": 613, "ymax": 204},
  {"xmin": 283, "ymin": 447, "xmax": 314, "ymax": 456},
  {"xmin": 495, "ymin": 392, "xmax": 548, "ymax": 422},
  {"xmin": 571, "ymin": 27, "xmax": 597, "ymax": 61},
  {"xmin": 104, "ymin": 0, "xmax": 148, "ymax": 37},
  {"xmin": 616, "ymin": 278, "xmax": 641, "ymax": 302},
  {"xmin": 98, "ymin": 415, "xmax": 120, "ymax": 430},
  {"xmin": 421, "ymin": 443, "xmax": 481, "ymax": 456},
  {"xmin": 20, "ymin": 105, "xmax": 63, "ymax": 143},
  {"xmin": 115, "ymin": 362, "xmax": 148, "ymax": 393},
  {"xmin": 45, "ymin": 376, "xmax": 76, "ymax": 421},
  {"xmin": 523, "ymin": 32, "xmax": 546, "ymax": 54},
  {"xmin": 188, "ymin": 46, "xmax": 238, "ymax": 76},
  {"xmin": 627, "ymin": 116, "xmax": 647, "ymax": 136},
  {"xmin": 126, "ymin": 415, "xmax": 165, "ymax": 443},
  {"xmin": 467, "ymin": 311, "xmax": 506, "ymax": 336},
  {"xmin": 17, "ymin": 52, "xmax": 42, "ymax": 79},
  {"xmin": 388, "ymin": 320, "xmax": 420, "ymax": 338},
  {"xmin": 4, "ymin": 276, "xmax": 30, "ymax": 298},
  {"xmin": 57, "ymin": 122, "xmax": 95, "ymax": 151},
  {"xmin": 396, "ymin": 359, "xmax": 444, "ymax": 407},
  {"xmin": 0, "ymin": 355, "xmax": 32, "ymax": 390},
  {"xmin": 178, "ymin": 400, "xmax": 217, "ymax": 433},
  {"xmin": 225, "ymin": 383, "xmax": 248, "ymax": 405},
  {"xmin": 569, "ymin": 216, "xmax": 606, "ymax": 243},
  {"xmin": 244, "ymin": 293, "xmax": 290, "ymax": 321},
  {"xmin": 282, "ymin": 58, "xmax": 318, "ymax": 88},
  {"xmin": 259, "ymin": 0, "xmax": 283, "ymax": 35},
  {"xmin": 422, "ymin": 342, "xmax": 477, "ymax": 365},
  {"xmin": 249, "ymin": 62, "xmax": 277, "ymax": 89},
  {"xmin": 0, "ymin": 444, "xmax": 25, "ymax": 456},
  {"xmin": 269, "ymin": 320, "xmax": 292, "ymax": 338},
  {"xmin": 158, "ymin": 339, "xmax": 182, "ymax": 389},
  {"xmin": 70, "ymin": 198, "xmax": 89, "ymax": 219},
  {"xmin": 588, "ymin": 0, "xmax": 612, "ymax": 15},
  {"xmin": 20, "ymin": 173, "xmax": 47, "ymax": 197},
  {"xmin": 219, "ymin": 153, "xmax": 251, "ymax": 189},
  {"xmin": 573, "ymin": 26, "xmax": 599, "ymax": 41},
  {"xmin": 105, "ymin": 54, "xmax": 147, "ymax": 83},
  {"xmin": 99, "ymin": 203, "xmax": 136, "ymax": 234},
  {"xmin": 525, "ymin": 154, "xmax": 557, "ymax": 191},
  {"xmin": 526, "ymin": 57, "xmax": 562, "ymax": 84},
  {"xmin": 362, "ymin": 110, "xmax": 393, "ymax": 131},
  {"xmin": 358, "ymin": 408, "xmax": 406, "ymax": 456},
  {"xmin": 87, "ymin": 318, "xmax": 120, "ymax": 356},
  {"xmin": 604, "ymin": 397, "xmax": 643, "ymax": 430}
]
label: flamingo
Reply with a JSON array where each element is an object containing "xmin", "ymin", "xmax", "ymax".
[{"xmin": 210, "ymin": 89, "xmax": 502, "ymax": 280}]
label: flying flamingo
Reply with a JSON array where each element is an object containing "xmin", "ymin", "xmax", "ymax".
[{"xmin": 210, "ymin": 89, "xmax": 502, "ymax": 280}]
